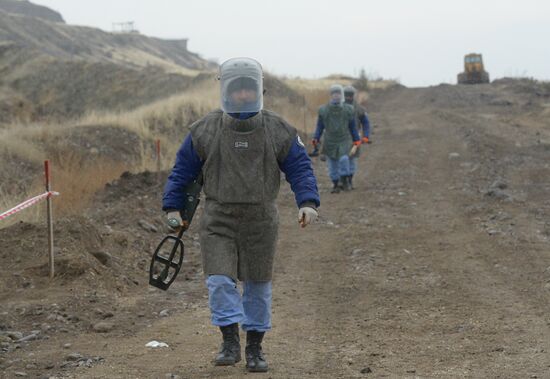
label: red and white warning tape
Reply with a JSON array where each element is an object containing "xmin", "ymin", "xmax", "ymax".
[{"xmin": 0, "ymin": 191, "xmax": 59, "ymax": 221}]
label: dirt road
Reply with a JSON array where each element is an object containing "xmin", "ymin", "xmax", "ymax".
[{"xmin": 2, "ymin": 82, "xmax": 550, "ymax": 378}]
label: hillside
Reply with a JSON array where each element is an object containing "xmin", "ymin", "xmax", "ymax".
[
  {"xmin": 0, "ymin": 9, "xmax": 209, "ymax": 73},
  {"xmin": 0, "ymin": 0, "xmax": 64, "ymax": 23},
  {"xmin": 0, "ymin": 2, "xmax": 217, "ymax": 123}
]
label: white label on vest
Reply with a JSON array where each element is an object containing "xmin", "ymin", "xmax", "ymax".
[
  {"xmin": 297, "ymin": 135, "xmax": 305, "ymax": 147},
  {"xmin": 234, "ymin": 141, "xmax": 249, "ymax": 149}
]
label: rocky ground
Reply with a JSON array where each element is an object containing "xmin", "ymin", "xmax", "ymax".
[{"xmin": 1, "ymin": 80, "xmax": 550, "ymax": 378}]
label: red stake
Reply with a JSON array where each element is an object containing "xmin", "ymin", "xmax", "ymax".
[{"xmin": 45, "ymin": 160, "xmax": 55, "ymax": 279}]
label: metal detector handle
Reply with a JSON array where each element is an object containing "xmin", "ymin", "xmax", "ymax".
[{"xmin": 179, "ymin": 178, "xmax": 202, "ymax": 228}]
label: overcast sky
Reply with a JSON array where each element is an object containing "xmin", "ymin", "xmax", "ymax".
[{"xmin": 32, "ymin": 0, "xmax": 550, "ymax": 87}]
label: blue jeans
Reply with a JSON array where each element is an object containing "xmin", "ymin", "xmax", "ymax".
[
  {"xmin": 206, "ymin": 275, "xmax": 272, "ymax": 332},
  {"xmin": 327, "ymin": 155, "xmax": 351, "ymax": 181}
]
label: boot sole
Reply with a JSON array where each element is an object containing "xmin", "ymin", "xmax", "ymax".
[
  {"xmin": 215, "ymin": 356, "xmax": 241, "ymax": 366},
  {"xmin": 246, "ymin": 366, "xmax": 268, "ymax": 372}
]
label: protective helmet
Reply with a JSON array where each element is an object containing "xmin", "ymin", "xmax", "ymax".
[
  {"xmin": 219, "ymin": 57, "xmax": 263, "ymax": 113},
  {"xmin": 329, "ymin": 84, "xmax": 344, "ymax": 105},
  {"xmin": 344, "ymin": 85, "xmax": 356, "ymax": 96}
]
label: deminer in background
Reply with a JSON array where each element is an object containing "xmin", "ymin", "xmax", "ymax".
[
  {"xmin": 344, "ymin": 85, "xmax": 371, "ymax": 189},
  {"xmin": 312, "ymin": 84, "xmax": 361, "ymax": 193},
  {"xmin": 162, "ymin": 57, "xmax": 320, "ymax": 372}
]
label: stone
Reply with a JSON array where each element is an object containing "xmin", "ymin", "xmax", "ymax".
[
  {"xmin": 66, "ymin": 353, "xmax": 83, "ymax": 361},
  {"xmin": 159, "ymin": 309, "xmax": 170, "ymax": 317},
  {"xmin": 485, "ymin": 188, "xmax": 510, "ymax": 200},
  {"xmin": 92, "ymin": 322, "xmax": 114, "ymax": 333},
  {"xmin": 490, "ymin": 179, "xmax": 508, "ymax": 190},
  {"xmin": 17, "ymin": 333, "xmax": 40, "ymax": 343},
  {"xmin": 138, "ymin": 220, "xmax": 158, "ymax": 233},
  {"xmin": 4, "ymin": 331, "xmax": 23, "ymax": 340},
  {"xmin": 351, "ymin": 249, "xmax": 365, "ymax": 258}
]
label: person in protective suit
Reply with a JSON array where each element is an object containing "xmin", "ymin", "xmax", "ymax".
[
  {"xmin": 312, "ymin": 84, "xmax": 361, "ymax": 193},
  {"xmin": 162, "ymin": 57, "xmax": 320, "ymax": 373},
  {"xmin": 344, "ymin": 85, "xmax": 371, "ymax": 189}
]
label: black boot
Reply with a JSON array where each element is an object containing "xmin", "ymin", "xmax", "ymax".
[
  {"xmin": 331, "ymin": 180, "xmax": 340, "ymax": 194},
  {"xmin": 341, "ymin": 176, "xmax": 351, "ymax": 191},
  {"xmin": 215, "ymin": 323, "xmax": 241, "ymax": 366},
  {"xmin": 245, "ymin": 331, "xmax": 268, "ymax": 372}
]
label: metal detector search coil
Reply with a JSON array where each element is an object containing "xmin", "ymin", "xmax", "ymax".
[
  {"xmin": 149, "ymin": 227, "xmax": 185, "ymax": 290},
  {"xmin": 149, "ymin": 179, "xmax": 202, "ymax": 290}
]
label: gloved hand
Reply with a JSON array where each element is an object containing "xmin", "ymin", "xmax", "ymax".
[
  {"xmin": 298, "ymin": 207, "xmax": 318, "ymax": 228},
  {"xmin": 362, "ymin": 137, "xmax": 369, "ymax": 144},
  {"xmin": 166, "ymin": 210, "xmax": 183, "ymax": 231},
  {"xmin": 311, "ymin": 139, "xmax": 319, "ymax": 146},
  {"xmin": 350, "ymin": 140, "xmax": 361, "ymax": 156}
]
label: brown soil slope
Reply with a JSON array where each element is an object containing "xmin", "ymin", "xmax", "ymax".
[{"xmin": 1, "ymin": 81, "xmax": 550, "ymax": 378}]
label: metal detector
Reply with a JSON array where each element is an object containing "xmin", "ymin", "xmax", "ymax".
[{"xmin": 149, "ymin": 180, "xmax": 202, "ymax": 290}]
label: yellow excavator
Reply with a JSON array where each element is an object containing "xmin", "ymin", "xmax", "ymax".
[{"xmin": 457, "ymin": 53, "xmax": 490, "ymax": 84}]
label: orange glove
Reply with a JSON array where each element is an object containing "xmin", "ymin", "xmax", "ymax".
[
  {"xmin": 353, "ymin": 140, "xmax": 361, "ymax": 146},
  {"xmin": 362, "ymin": 137, "xmax": 369, "ymax": 144}
]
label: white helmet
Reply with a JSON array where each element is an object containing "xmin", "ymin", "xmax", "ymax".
[
  {"xmin": 329, "ymin": 84, "xmax": 344, "ymax": 105},
  {"xmin": 219, "ymin": 57, "xmax": 264, "ymax": 113}
]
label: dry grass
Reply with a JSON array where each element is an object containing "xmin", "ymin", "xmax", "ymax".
[
  {"xmin": 285, "ymin": 77, "xmax": 355, "ymax": 92},
  {"xmin": 48, "ymin": 151, "xmax": 127, "ymax": 216},
  {"xmin": 0, "ymin": 152, "xmax": 127, "ymax": 227},
  {"xmin": 0, "ymin": 75, "xmax": 379, "ymax": 225},
  {"xmin": 367, "ymin": 80, "xmax": 399, "ymax": 90},
  {"xmin": 0, "ymin": 152, "xmax": 127, "ymax": 229},
  {"xmin": 0, "ymin": 79, "xmax": 218, "ymax": 164},
  {"xmin": 0, "ymin": 184, "xmax": 44, "ymax": 227},
  {"xmin": 284, "ymin": 76, "xmax": 398, "ymax": 92},
  {"xmin": 0, "ymin": 125, "xmax": 46, "ymax": 165},
  {"xmin": 0, "ymin": 81, "xmax": 219, "ymax": 225},
  {"xmin": 111, "ymin": 48, "xmax": 205, "ymax": 77},
  {"xmin": 75, "ymin": 80, "xmax": 218, "ymax": 140}
]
